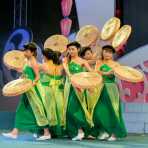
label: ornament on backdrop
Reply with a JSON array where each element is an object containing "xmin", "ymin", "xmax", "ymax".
[
  {"xmin": 61, "ymin": 0, "xmax": 73, "ymax": 17},
  {"xmin": 60, "ymin": 18, "xmax": 72, "ymax": 37},
  {"xmin": 60, "ymin": 0, "xmax": 73, "ymax": 37}
]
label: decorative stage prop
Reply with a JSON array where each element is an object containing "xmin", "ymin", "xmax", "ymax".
[
  {"xmin": 74, "ymin": 17, "xmax": 132, "ymax": 56},
  {"xmin": 71, "ymin": 72, "xmax": 102, "ymax": 89},
  {"xmin": 100, "ymin": 17, "xmax": 132, "ymax": 54},
  {"xmin": 44, "ymin": 35, "xmax": 69, "ymax": 53},
  {"xmin": 100, "ymin": 17, "xmax": 121, "ymax": 40},
  {"xmin": 112, "ymin": 25, "xmax": 132, "ymax": 52},
  {"xmin": 60, "ymin": 18, "xmax": 72, "ymax": 37},
  {"xmin": 2, "ymin": 79, "xmax": 32, "ymax": 97},
  {"xmin": 3, "ymin": 50, "xmax": 26, "ymax": 70},
  {"xmin": 60, "ymin": 0, "xmax": 73, "ymax": 36},
  {"xmin": 76, "ymin": 25, "xmax": 100, "ymax": 47},
  {"xmin": 114, "ymin": 66, "xmax": 144, "ymax": 83}
]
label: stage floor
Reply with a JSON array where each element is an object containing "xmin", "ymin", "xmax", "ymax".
[{"xmin": 0, "ymin": 132, "xmax": 148, "ymax": 148}]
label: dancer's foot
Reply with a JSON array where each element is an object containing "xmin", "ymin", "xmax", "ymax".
[
  {"xmin": 33, "ymin": 133, "xmax": 38, "ymax": 138},
  {"xmin": 72, "ymin": 132, "xmax": 84, "ymax": 141},
  {"xmin": 98, "ymin": 132, "xmax": 109, "ymax": 140},
  {"xmin": 2, "ymin": 133, "xmax": 18, "ymax": 139},
  {"xmin": 87, "ymin": 135, "xmax": 96, "ymax": 140},
  {"xmin": 36, "ymin": 134, "xmax": 51, "ymax": 141},
  {"xmin": 107, "ymin": 135, "xmax": 117, "ymax": 141}
]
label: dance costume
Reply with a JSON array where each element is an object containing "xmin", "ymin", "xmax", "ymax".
[
  {"xmin": 15, "ymin": 64, "xmax": 48, "ymax": 132},
  {"xmin": 40, "ymin": 62, "xmax": 65, "ymax": 137},
  {"xmin": 64, "ymin": 61, "xmax": 92, "ymax": 137},
  {"xmin": 93, "ymin": 63, "xmax": 127, "ymax": 138}
]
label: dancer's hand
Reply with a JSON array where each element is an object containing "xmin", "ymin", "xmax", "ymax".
[
  {"xmin": 14, "ymin": 67, "xmax": 22, "ymax": 73},
  {"xmin": 102, "ymin": 70, "xmax": 114, "ymax": 76},
  {"xmin": 76, "ymin": 87, "xmax": 83, "ymax": 93},
  {"xmin": 97, "ymin": 70, "xmax": 103, "ymax": 75},
  {"xmin": 32, "ymin": 81, "xmax": 37, "ymax": 86},
  {"xmin": 32, "ymin": 80, "xmax": 38, "ymax": 86},
  {"xmin": 71, "ymin": 81, "xmax": 83, "ymax": 93}
]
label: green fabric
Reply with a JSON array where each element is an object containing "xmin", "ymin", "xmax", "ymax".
[
  {"xmin": 68, "ymin": 62, "xmax": 85, "ymax": 74},
  {"xmin": 85, "ymin": 83, "xmax": 103, "ymax": 127},
  {"xmin": 99, "ymin": 64, "xmax": 115, "ymax": 83},
  {"xmin": 40, "ymin": 73, "xmax": 65, "ymax": 137},
  {"xmin": 66, "ymin": 86, "xmax": 89, "ymax": 137},
  {"xmin": 92, "ymin": 64, "xmax": 127, "ymax": 138},
  {"xmin": 15, "ymin": 65, "xmax": 48, "ymax": 132},
  {"xmin": 65, "ymin": 61, "xmax": 90, "ymax": 137},
  {"xmin": 15, "ymin": 95, "xmax": 45, "ymax": 132}
]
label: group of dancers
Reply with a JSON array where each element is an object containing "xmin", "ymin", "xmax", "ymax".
[{"xmin": 2, "ymin": 41, "xmax": 127, "ymax": 141}]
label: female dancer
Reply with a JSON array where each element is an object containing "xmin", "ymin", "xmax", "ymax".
[
  {"xmin": 93, "ymin": 45, "xmax": 127, "ymax": 141},
  {"xmin": 63, "ymin": 41, "xmax": 93, "ymax": 141},
  {"xmin": 2, "ymin": 43, "xmax": 51, "ymax": 140},
  {"xmin": 79, "ymin": 46, "xmax": 97, "ymax": 68},
  {"xmin": 39, "ymin": 48, "xmax": 65, "ymax": 138}
]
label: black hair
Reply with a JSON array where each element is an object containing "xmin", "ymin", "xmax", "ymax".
[
  {"xmin": 80, "ymin": 46, "xmax": 92, "ymax": 57},
  {"xmin": 42, "ymin": 48, "xmax": 53, "ymax": 60},
  {"xmin": 42, "ymin": 48, "xmax": 61, "ymax": 65},
  {"xmin": 67, "ymin": 41, "xmax": 81, "ymax": 49},
  {"xmin": 53, "ymin": 51, "xmax": 62, "ymax": 65},
  {"xmin": 102, "ymin": 45, "xmax": 116, "ymax": 53},
  {"xmin": 23, "ymin": 42, "xmax": 37, "ymax": 57}
]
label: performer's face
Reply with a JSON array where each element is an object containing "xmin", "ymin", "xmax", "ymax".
[
  {"xmin": 68, "ymin": 46, "xmax": 78, "ymax": 57},
  {"xmin": 103, "ymin": 49, "xmax": 113, "ymax": 60},
  {"xmin": 24, "ymin": 49, "xmax": 33, "ymax": 58},
  {"xmin": 83, "ymin": 50, "xmax": 93, "ymax": 60}
]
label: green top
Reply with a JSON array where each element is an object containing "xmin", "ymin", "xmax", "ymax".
[
  {"xmin": 99, "ymin": 64, "xmax": 115, "ymax": 83},
  {"xmin": 68, "ymin": 61, "xmax": 85, "ymax": 74},
  {"xmin": 23, "ymin": 65, "xmax": 36, "ymax": 81}
]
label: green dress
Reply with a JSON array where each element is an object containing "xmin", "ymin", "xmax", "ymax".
[
  {"xmin": 93, "ymin": 64, "xmax": 127, "ymax": 138},
  {"xmin": 40, "ymin": 73, "xmax": 65, "ymax": 137},
  {"xmin": 64, "ymin": 62, "xmax": 92, "ymax": 138},
  {"xmin": 15, "ymin": 65, "xmax": 48, "ymax": 132}
]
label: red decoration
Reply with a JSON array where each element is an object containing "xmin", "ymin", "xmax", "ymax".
[
  {"xmin": 61, "ymin": 0, "xmax": 73, "ymax": 17},
  {"xmin": 60, "ymin": 0, "xmax": 73, "ymax": 36},
  {"xmin": 115, "ymin": 42, "xmax": 127, "ymax": 55},
  {"xmin": 116, "ymin": 9, "xmax": 122, "ymax": 17},
  {"xmin": 60, "ymin": 18, "xmax": 72, "ymax": 37}
]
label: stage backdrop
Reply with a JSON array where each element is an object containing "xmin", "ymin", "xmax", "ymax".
[
  {"xmin": 75, "ymin": 0, "xmax": 114, "ymax": 28},
  {"xmin": 118, "ymin": 45, "xmax": 148, "ymax": 133},
  {"xmin": 122, "ymin": 0, "xmax": 148, "ymax": 52},
  {"xmin": 119, "ymin": 0, "xmax": 148, "ymax": 134}
]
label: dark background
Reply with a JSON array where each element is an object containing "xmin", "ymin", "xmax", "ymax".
[
  {"xmin": 121, "ymin": 0, "xmax": 148, "ymax": 52},
  {"xmin": 0, "ymin": 0, "xmax": 79, "ymax": 45}
]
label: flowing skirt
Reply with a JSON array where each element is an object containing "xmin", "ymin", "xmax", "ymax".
[
  {"xmin": 15, "ymin": 82, "xmax": 49, "ymax": 132},
  {"xmin": 93, "ymin": 83, "xmax": 127, "ymax": 138}
]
